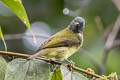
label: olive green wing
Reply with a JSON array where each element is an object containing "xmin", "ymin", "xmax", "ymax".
[
  {"xmin": 38, "ymin": 28, "xmax": 81, "ymax": 50},
  {"xmin": 41, "ymin": 37, "xmax": 80, "ymax": 48}
]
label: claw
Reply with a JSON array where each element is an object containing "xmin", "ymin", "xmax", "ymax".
[
  {"xmin": 49, "ymin": 59, "xmax": 57, "ymax": 72},
  {"xmin": 66, "ymin": 59, "xmax": 74, "ymax": 71},
  {"xmin": 51, "ymin": 64, "xmax": 57, "ymax": 72}
]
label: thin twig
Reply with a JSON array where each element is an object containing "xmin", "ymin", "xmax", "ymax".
[
  {"xmin": 0, "ymin": 51, "xmax": 105, "ymax": 79},
  {"xmin": 2, "ymin": 33, "xmax": 49, "ymax": 40},
  {"xmin": 112, "ymin": 0, "xmax": 120, "ymax": 10},
  {"xmin": 95, "ymin": 16, "xmax": 104, "ymax": 34},
  {"xmin": 104, "ymin": 15, "xmax": 120, "ymax": 50},
  {"xmin": 95, "ymin": 16, "xmax": 113, "ymax": 39},
  {"xmin": 101, "ymin": 15, "xmax": 120, "ymax": 74},
  {"xmin": 104, "ymin": 24, "xmax": 112, "ymax": 39},
  {"xmin": 94, "ymin": 0, "xmax": 120, "ymax": 75}
]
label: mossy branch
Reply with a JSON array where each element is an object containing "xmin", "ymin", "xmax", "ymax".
[{"xmin": 0, "ymin": 51, "xmax": 105, "ymax": 79}]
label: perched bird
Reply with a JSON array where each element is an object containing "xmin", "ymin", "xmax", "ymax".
[{"xmin": 28, "ymin": 17, "xmax": 85, "ymax": 61}]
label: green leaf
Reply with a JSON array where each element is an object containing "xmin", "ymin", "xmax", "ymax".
[
  {"xmin": 72, "ymin": 72, "xmax": 88, "ymax": 80},
  {"xmin": 61, "ymin": 66, "xmax": 88, "ymax": 80},
  {"xmin": 50, "ymin": 70, "xmax": 62, "ymax": 80},
  {"xmin": 96, "ymin": 78, "xmax": 108, "ymax": 80},
  {"xmin": 0, "ymin": 56, "xmax": 7, "ymax": 80},
  {"xmin": 0, "ymin": 26, "xmax": 7, "ymax": 51},
  {"xmin": 1, "ymin": 0, "xmax": 36, "ymax": 43},
  {"xmin": 5, "ymin": 58, "xmax": 50, "ymax": 80},
  {"xmin": 96, "ymin": 78, "xmax": 104, "ymax": 80}
]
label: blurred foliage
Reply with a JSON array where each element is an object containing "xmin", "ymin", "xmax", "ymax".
[
  {"xmin": 61, "ymin": 66, "xmax": 88, "ymax": 80},
  {"xmin": 5, "ymin": 58, "xmax": 50, "ymax": 80},
  {"xmin": 1, "ymin": 0, "xmax": 36, "ymax": 43},
  {"xmin": 0, "ymin": 0, "xmax": 120, "ymax": 76},
  {"xmin": 0, "ymin": 56, "xmax": 7, "ymax": 80},
  {"xmin": 2, "ymin": 58, "xmax": 99, "ymax": 80},
  {"xmin": 50, "ymin": 70, "xmax": 62, "ymax": 80}
]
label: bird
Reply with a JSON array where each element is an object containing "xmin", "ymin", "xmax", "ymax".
[{"xmin": 27, "ymin": 17, "xmax": 85, "ymax": 61}]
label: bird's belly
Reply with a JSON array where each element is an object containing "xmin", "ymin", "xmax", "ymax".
[
  {"xmin": 43, "ymin": 46, "xmax": 79, "ymax": 60},
  {"xmin": 65, "ymin": 46, "xmax": 79, "ymax": 59}
]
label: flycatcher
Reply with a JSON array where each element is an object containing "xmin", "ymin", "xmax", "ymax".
[{"xmin": 28, "ymin": 17, "xmax": 85, "ymax": 61}]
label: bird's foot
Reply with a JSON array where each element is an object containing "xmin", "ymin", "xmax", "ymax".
[
  {"xmin": 49, "ymin": 59, "xmax": 55, "ymax": 64},
  {"xmin": 7, "ymin": 55, "xmax": 15, "ymax": 61},
  {"xmin": 66, "ymin": 59, "xmax": 75, "ymax": 71},
  {"xmin": 51, "ymin": 64, "xmax": 57, "ymax": 72},
  {"xmin": 49, "ymin": 59, "xmax": 57, "ymax": 72}
]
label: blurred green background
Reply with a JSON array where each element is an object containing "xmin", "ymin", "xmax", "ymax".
[{"xmin": 0, "ymin": 0, "xmax": 120, "ymax": 75}]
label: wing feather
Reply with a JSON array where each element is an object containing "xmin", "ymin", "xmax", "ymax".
[{"xmin": 37, "ymin": 28, "xmax": 81, "ymax": 50}]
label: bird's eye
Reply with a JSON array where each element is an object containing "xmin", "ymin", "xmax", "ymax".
[{"xmin": 75, "ymin": 23, "xmax": 79, "ymax": 29}]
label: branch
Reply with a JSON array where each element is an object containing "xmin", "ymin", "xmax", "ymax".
[
  {"xmin": 104, "ymin": 16, "xmax": 120, "ymax": 51},
  {"xmin": 0, "ymin": 51, "xmax": 105, "ymax": 79},
  {"xmin": 95, "ymin": 0, "xmax": 120, "ymax": 75},
  {"xmin": 95, "ymin": 16, "xmax": 113, "ymax": 39},
  {"xmin": 95, "ymin": 16, "xmax": 104, "ymax": 34},
  {"xmin": 112, "ymin": 0, "xmax": 120, "ymax": 10},
  {"xmin": 104, "ymin": 24, "xmax": 112, "ymax": 39},
  {"xmin": 101, "ymin": 15, "xmax": 120, "ymax": 74}
]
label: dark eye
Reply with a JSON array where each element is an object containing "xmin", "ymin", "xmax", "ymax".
[{"xmin": 76, "ymin": 24, "xmax": 79, "ymax": 29}]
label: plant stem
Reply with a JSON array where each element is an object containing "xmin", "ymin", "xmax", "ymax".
[{"xmin": 0, "ymin": 51, "xmax": 105, "ymax": 79}]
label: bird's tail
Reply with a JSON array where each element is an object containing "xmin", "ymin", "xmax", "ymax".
[{"xmin": 27, "ymin": 51, "xmax": 43, "ymax": 60}]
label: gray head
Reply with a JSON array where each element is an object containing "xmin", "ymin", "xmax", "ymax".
[{"xmin": 69, "ymin": 17, "xmax": 85, "ymax": 33}]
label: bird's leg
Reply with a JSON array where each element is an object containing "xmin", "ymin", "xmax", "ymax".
[
  {"xmin": 49, "ymin": 59, "xmax": 57, "ymax": 72},
  {"xmin": 7, "ymin": 55, "xmax": 15, "ymax": 61},
  {"xmin": 51, "ymin": 64, "xmax": 57, "ymax": 72},
  {"xmin": 66, "ymin": 59, "xmax": 74, "ymax": 71}
]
